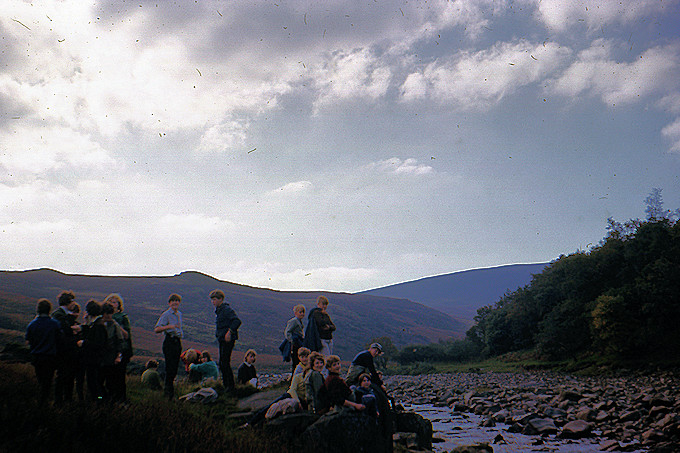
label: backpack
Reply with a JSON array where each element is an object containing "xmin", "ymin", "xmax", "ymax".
[{"xmin": 179, "ymin": 387, "xmax": 218, "ymax": 404}]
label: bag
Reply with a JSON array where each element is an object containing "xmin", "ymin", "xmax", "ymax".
[{"xmin": 179, "ymin": 387, "xmax": 218, "ymax": 404}]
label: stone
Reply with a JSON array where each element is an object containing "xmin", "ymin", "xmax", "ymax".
[
  {"xmin": 449, "ymin": 443, "xmax": 493, "ymax": 453},
  {"xmin": 523, "ymin": 418, "xmax": 558, "ymax": 435},
  {"xmin": 394, "ymin": 410, "xmax": 433, "ymax": 450},
  {"xmin": 559, "ymin": 420, "xmax": 593, "ymax": 439}
]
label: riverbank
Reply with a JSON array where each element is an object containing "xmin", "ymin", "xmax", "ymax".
[{"xmin": 384, "ymin": 371, "xmax": 679, "ymax": 452}]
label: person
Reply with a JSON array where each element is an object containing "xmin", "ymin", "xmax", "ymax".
[
  {"xmin": 78, "ymin": 300, "xmax": 107, "ymax": 401},
  {"xmin": 345, "ymin": 343, "xmax": 386, "ymax": 390},
  {"xmin": 99, "ymin": 302, "xmax": 124, "ymax": 401},
  {"xmin": 68, "ymin": 303, "xmax": 85, "ymax": 401},
  {"xmin": 210, "ymin": 289, "xmax": 241, "ymax": 393},
  {"xmin": 154, "ymin": 293, "xmax": 183, "ymax": 400},
  {"xmin": 51, "ymin": 290, "xmax": 78, "ymax": 404},
  {"xmin": 304, "ymin": 296, "xmax": 335, "ymax": 356},
  {"xmin": 105, "ymin": 293, "xmax": 133, "ymax": 402},
  {"xmin": 180, "ymin": 348, "xmax": 202, "ymax": 374},
  {"xmin": 351, "ymin": 373, "xmax": 379, "ymax": 417},
  {"xmin": 141, "ymin": 360, "xmax": 163, "ymax": 390},
  {"xmin": 283, "ymin": 304, "xmax": 305, "ymax": 374},
  {"xmin": 25, "ymin": 298, "xmax": 61, "ymax": 406},
  {"xmin": 324, "ymin": 355, "xmax": 365, "ymax": 412},
  {"xmin": 293, "ymin": 347, "xmax": 311, "ymax": 376},
  {"xmin": 304, "ymin": 351, "xmax": 327, "ymax": 414},
  {"xmin": 236, "ymin": 349, "xmax": 258, "ymax": 387},
  {"xmin": 189, "ymin": 351, "xmax": 220, "ymax": 382}
]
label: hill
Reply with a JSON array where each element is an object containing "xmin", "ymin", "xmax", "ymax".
[
  {"xmin": 359, "ymin": 263, "xmax": 549, "ymax": 323},
  {"xmin": 0, "ymin": 268, "xmax": 466, "ymax": 360}
]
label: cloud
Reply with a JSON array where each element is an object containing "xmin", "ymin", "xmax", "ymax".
[
  {"xmin": 196, "ymin": 119, "xmax": 250, "ymax": 154},
  {"xmin": 400, "ymin": 40, "xmax": 571, "ymax": 108},
  {"xmin": 367, "ymin": 158, "xmax": 434, "ymax": 176},
  {"xmin": 550, "ymin": 41, "xmax": 680, "ymax": 105},
  {"xmin": 534, "ymin": 0, "xmax": 669, "ymax": 32},
  {"xmin": 267, "ymin": 181, "xmax": 313, "ymax": 196},
  {"xmin": 662, "ymin": 118, "xmax": 680, "ymax": 153}
]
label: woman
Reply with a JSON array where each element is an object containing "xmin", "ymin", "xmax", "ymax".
[
  {"xmin": 305, "ymin": 351, "xmax": 327, "ymax": 414},
  {"xmin": 104, "ymin": 293, "xmax": 132, "ymax": 402}
]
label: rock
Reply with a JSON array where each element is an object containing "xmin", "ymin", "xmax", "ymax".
[
  {"xmin": 449, "ymin": 443, "xmax": 493, "ymax": 453},
  {"xmin": 559, "ymin": 390, "xmax": 584, "ymax": 402},
  {"xmin": 298, "ymin": 410, "xmax": 388, "ymax": 453},
  {"xmin": 394, "ymin": 410, "xmax": 433, "ymax": 450},
  {"xmin": 599, "ymin": 439, "xmax": 621, "ymax": 451},
  {"xmin": 523, "ymin": 418, "xmax": 557, "ymax": 435},
  {"xmin": 559, "ymin": 420, "xmax": 593, "ymax": 439},
  {"xmin": 393, "ymin": 432, "xmax": 418, "ymax": 449}
]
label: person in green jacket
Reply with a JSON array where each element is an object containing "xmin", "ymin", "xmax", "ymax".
[{"xmin": 189, "ymin": 351, "xmax": 220, "ymax": 382}]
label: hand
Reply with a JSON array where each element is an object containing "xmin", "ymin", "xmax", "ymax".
[
  {"xmin": 71, "ymin": 325, "xmax": 82, "ymax": 333},
  {"xmin": 77, "ymin": 340, "xmax": 84, "ymax": 347},
  {"xmin": 115, "ymin": 355, "xmax": 122, "ymax": 364},
  {"xmin": 225, "ymin": 331, "xmax": 232, "ymax": 342},
  {"xmin": 356, "ymin": 403, "xmax": 366, "ymax": 411}
]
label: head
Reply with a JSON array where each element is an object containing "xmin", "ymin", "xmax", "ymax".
[
  {"xmin": 244, "ymin": 349, "xmax": 257, "ymax": 364},
  {"xmin": 85, "ymin": 299, "xmax": 102, "ymax": 318},
  {"xmin": 101, "ymin": 302, "xmax": 115, "ymax": 320},
  {"xmin": 308, "ymin": 351, "xmax": 325, "ymax": 372},
  {"xmin": 201, "ymin": 351, "xmax": 212, "ymax": 362},
  {"xmin": 57, "ymin": 290, "xmax": 75, "ymax": 308},
  {"xmin": 70, "ymin": 302, "xmax": 81, "ymax": 320},
  {"xmin": 358, "ymin": 373, "xmax": 372, "ymax": 389},
  {"xmin": 103, "ymin": 293, "xmax": 124, "ymax": 312},
  {"xmin": 146, "ymin": 359, "xmax": 158, "ymax": 370},
  {"xmin": 293, "ymin": 304, "xmax": 305, "ymax": 319},
  {"xmin": 209, "ymin": 289, "xmax": 225, "ymax": 307},
  {"xmin": 316, "ymin": 296, "xmax": 329, "ymax": 311},
  {"xmin": 168, "ymin": 293, "xmax": 181, "ymax": 311},
  {"xmin": 37, "ymin": 298, "xmax": 52, "ymax": 315},
  {"xmin": 369, "ymin": 343, "xmax": 383, "ymax": 357},
  {"xmin": 325, "ymin": 355, "xmax": 341, "ymax": 374},
  {"xmin": 297, "ymin": 347, "xmax": 311, "ymax": 366}
]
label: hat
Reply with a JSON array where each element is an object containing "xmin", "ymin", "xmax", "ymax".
[{"xmin": 370, "ymin": 342, "xmax": 383, "ymax": 353}]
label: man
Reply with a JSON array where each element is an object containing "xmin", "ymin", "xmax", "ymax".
[
  {"xmin": 303, "ymin": 296, "xmax": 335, "ymax": 355},
  {"xmin": 26, "ymin": 298, "xmax": 61, "ymax": 406},
  {"xmin": 210, "ymin": 289, "xmax": 241, "ymax": 393},
  {"xmin": 51, "ymin": 290, "xmax": 79, "ymax": 404},
  {"xmin": 154, "ymin": 293, "xmax": 183, "ymax": 399}
]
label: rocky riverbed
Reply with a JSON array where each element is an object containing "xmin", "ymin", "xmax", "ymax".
[{"xmin": 384, "ymin": 371, "xmax": 680, "ymax": 452}]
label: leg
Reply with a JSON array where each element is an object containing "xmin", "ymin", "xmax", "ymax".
[
  {"xmin": 219, "ymin": 339, "xmax": 235, "ymax": 391},
  {"xmin": 163, "ymin": 337, "xmax": 181, "ymax": 399}
]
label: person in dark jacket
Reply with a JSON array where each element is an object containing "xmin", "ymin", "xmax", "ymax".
[
  {"xmin": 26, "ymin": 298, "xmax": 61, "ymax": 406},
  {"xmin": 304, "ymin": 296, "xmax": 335, "ymax": 355},
  {"xmin": 323, "ymin": 355, "xmax": 365, "ymax": 412},
  {"xmin": 210, "ymin": 289, "xmax": 241, "ymax": 393},
  {"xmin": 105, "ymin": 293, "xmax": 133, "ymax": 402},
  {"xmin": 154, "ymin": 293, "xmax": 183, "ymax": 400},
  {"xmin": 236, "ymin": 349, "xmax": 258, "ymax": 386},
  {"xmin": 52, "ymin": 290, "xmax": 78, "ymax": 404},
  {"xmin": 77, "ymin": 300, "xmax": 107, "ymax": 401}
]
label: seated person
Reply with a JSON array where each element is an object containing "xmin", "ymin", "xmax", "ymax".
[
  {"xmin": 351, "ymin": 373, "xmax": 379, "ymax": 417},
  {"xmin": 180, "ymin": 348, "xmax": 202, "ymax": 373},
  {"xmin": 141, "ymin": 360, "xmax": 163, "ymax": 391},
  {"xmin": 236, "ymin": 349, "xmax": 258, "ymax": 387},
  {"xmin": 324, "ymin": 355, "xmax": 365, "ymax": 412},
  {"xmin": 293, "ymin": 347, "xmax": 311, "ymax": 376},
  {"xmin": 305, "ymin": 352, "xmax": 327, "ymax": 414},
  {"xmin": 188, "ymin": 350, "xmax": 220, "ymax": 382}
]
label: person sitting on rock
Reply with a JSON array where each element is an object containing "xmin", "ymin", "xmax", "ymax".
[
  {"xmin": 324, "ymin": 355, "xmax": 365, "ymax": 412},
  {"xmin": 141, "ymin": 360, "xmax": 163, "ymax": 391},
  {"xmin": 236, "ymin": 349, "xmax": 258, "ymax": 387},
  {"xmin": 189, "ymin": 351, "xmax": 220, "ymax": 383},
  {"xmin": 351, "ymin": 373, "xmax": 379, "ymax": 417},
  {"xmin": 293, "ymin": 347, "xmax": 311, "ymax": 376},
  {"xmin": 305, "ymin": 351, "xmax": 328, "ymax": 414}
]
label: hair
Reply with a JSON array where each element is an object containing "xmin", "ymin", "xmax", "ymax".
[
  {"xmin": 325, "ymin": 355, "xmax": 340, "ymax": 370},
  {"xmin": 85, "ymin": 299, "xmax": 102, "ymax": 317},
  {"xmin": 168, "ymin": 293, "xmax": 182, "ymax": 303},
  {"xmin": 37, "ymin": 298, "xmax": 52, "ymax": 315},
  {"xmin": 201, "ymin": 350, "xmax": 212, "ymax": 362},
  {"xmin": 209, "ymin": 289, "xmax": 225, "ymax": 300},
  {"xmin": 70, "ymin": 302, "xmax": 81, "ymax": 314},
  {"xmin": 358, "ymin": 373, "xmax": 372, "ymax": 384},
  {"xmin": 57, "ymin": 290, "xmax": 75, "ymax": 306},
  {"xmin": 308, "ymin": 351, "xmax": 325, "ymax": 369},
  {"xmin": 293, "ymin": 304, "xmax": 305, "ymax": 314},
  {"xmin": 103, "ymin": 293, "xmax": 124, "ymax": 312},
  {"xmin": 101, "ymin": 302, "xmax": 115, "ymax": 315},
  {"xmin": 145, "ymin": 359, "xmax": 158, "ymax": 369},
  {"xmin": 297, "ymin": 347, "xmax": 311, "ymax": 359},
  {"xmin": 317, "ymin": 295, "xmax": 329, "ymax": 307},
  {"xmin": 244, "ymin": 349, "xmax": 257, "ymax": 361}
]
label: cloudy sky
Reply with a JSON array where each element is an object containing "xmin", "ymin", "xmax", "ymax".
[{"xmin": 2, "ymin": 0, "xmax": 679, "ymax": 293}]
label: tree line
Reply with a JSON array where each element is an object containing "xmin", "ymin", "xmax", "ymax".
[{"xmin": 395, "ymin": 189, "xmax": 680, "ymax": 367}]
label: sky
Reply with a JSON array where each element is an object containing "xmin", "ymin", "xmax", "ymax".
[{"xmin": 2, "ymin": 0, "xmax": 679, "ymax": 293}]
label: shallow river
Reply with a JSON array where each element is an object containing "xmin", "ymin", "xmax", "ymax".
[{"xmin": 407, "ymin": 403, "xmax": 646, "ymax": 452}]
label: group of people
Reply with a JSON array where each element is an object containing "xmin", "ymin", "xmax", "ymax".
[
  {"xmin": 24, "ymin": 291, "xmax": 133, "ymax": 406},
  {"xmin": 26, "ymin": 289, "xmax": 388, "ymax": 424}
]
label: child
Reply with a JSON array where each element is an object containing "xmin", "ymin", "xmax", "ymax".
[
  {"xmin": 351, "ymin": 373, "xmax": 379, "ymax": 417},
  {"xmin": 324, "ymin": 355, "xmax": 365, "ymax": 412},
  {"xmin": 236, "ymin": 349, "xmax": 257, "ymax": 387},
  {"xmin": 305, "ymin": 351, "xmax": 327, "ymax": 414},
  {"xmin": 141, "ymin": 360, "xmax": 163, "ymax": 390},
  {"xmin": 283, "ymin": 304, "xmax": 305, "ymax": 373},
  {"xmin": 25, "ymin": 298, "xmax": 61, "ymax": 406},
  {"xmin": 293, "ymin": 347, "xmax": 311, "ymax": 376},
  {"xmin": 189, "ymin": 350, "xmax": 220, "ymax": 382}
]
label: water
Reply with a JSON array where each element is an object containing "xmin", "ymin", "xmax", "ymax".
[{"xmin": 407, "ymin": 404, "xmax": 646, "ymax": 452}]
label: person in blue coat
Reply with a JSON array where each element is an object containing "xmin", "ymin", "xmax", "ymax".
[
  {"xmin": 26, "ymin": 298, "xmax": 61, "ymax": 406},
  {"xmin": 210, "ymin": 289, "xmax": 241, "ymax": 393}
]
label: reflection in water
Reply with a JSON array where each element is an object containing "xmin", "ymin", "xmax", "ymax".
[{"xmin": 406, "ymin": 404, "xmax": 645, "ymax": 453}]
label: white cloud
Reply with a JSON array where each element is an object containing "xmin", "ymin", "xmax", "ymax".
[
  {"xmin": 367, "ymin": 158, "xmax": 434, "ymax": 176},
  {"xmin": 267, "ymin": 181, "xmax": 313, "ymax": 196},
  {"xmin": 196, "ymin": 120, "xmax": 250, "ymax": 154},
  {"xmin": 661, "ymin": 118, "xmax": 680, "ymax": 153},
  {"xmin": 534, "ymin": 0, "xmax": 669, "ymax": 32},
  {"xmin": 551, "ymin": 41, "xmax": 680, "ymax": 105},
  {"xmin": 401, "ymin": 40, "xmax": 571, "ymax": 108}
]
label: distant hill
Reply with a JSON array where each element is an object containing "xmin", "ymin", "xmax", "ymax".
[
  {"xmin": 0, "ymin": 269, "xmax": 467, "ymax": 360},
  {"xmin": 360, "ymin": 263, "xmax": 550, "ymax": 324}
]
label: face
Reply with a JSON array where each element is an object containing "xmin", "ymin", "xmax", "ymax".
[
  {"xmin": 211, "ymin": 297, "xmax": 222, "ymax": 308},
  {"xmin": 295, "ymin": 309, "xmax": 305, "ymax": 319},
  {"xmin": 329, "ymin": 361, "xmax": 341, "ymax": 374},
  {"xmin": 318, "ymin": 302, "xmax": 328, "ymax": 312},
  {"xmin": 169, "ymin": 300, "xmax": 180, "ymax": 311},
  {"xmin": 67, "ymin": 301, "xmax": 78, "ymax": 312},
  {"xmin": 300, "ymin": 354, "xmax": 310, "ymax": 366},
  {"xmin": 312, "ymin": 358, "xmax": 324, "ymax": 372},
  {"xmin": 360, "ymin": 376, "xmax": 372, "ymax": 389},
  {"xmin": 370, "ymin": 347, "xmax": 381, "ymax": 357},
  {"xmin": 246, "ymin": 354, "xmax": 256, "ymax": 365}
]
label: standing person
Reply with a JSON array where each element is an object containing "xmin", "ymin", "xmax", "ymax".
[
  {"xmin": 78, "ymin": 300, "xmax": 107, "ymax": 401},
  {"xmin": 99, "ymin": 303, "xmax": 124, "ymax": 401},
  {"xmin": 283, "ymin": 304, "xmax": 305, "ymax": 374},
  {"xmin": 25, "ymin": 298, "xmax": 61, "ymax": 406},
  {"xmin": 68, "ymin": 303, "xmax": 85, "ymax": 401},
  {"xmin": 105, "ymin": 293, "xmax": 133, "ymax": 402},
  {"xmin": 304, "ymin": 296, "xmax": 335, "ymax": 355},
  {"xmin": 154, "ymin": 294, "xmax": 183, "ymax": 400},
  {"xmin": 211, "ymin": 289, "xmax": 241, "ymax": 393},
  {"xmin": 52, "ymin": 290, "xmax": 78, "ymax": 405}
]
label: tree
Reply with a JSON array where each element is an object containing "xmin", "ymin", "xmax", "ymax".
[{"xmin": 645, "ymin": 188, "xmax": 665, "ymax": 220}]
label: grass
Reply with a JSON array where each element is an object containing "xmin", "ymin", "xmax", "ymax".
[{"xmin": 0, "ymin": 361, "xmax": 291, "ymax": 453}]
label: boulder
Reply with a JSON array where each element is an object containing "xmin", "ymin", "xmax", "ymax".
[
  {"xmin": 297, "ymin": 410, "xmax": 389, "ymax": 453},
  {"xmin": 559, "ymin": 420, "xmax": 593, "ymax": 439},
  {"xmin": 523, "ymin": 418, "xmax": 558, "ymax": 435},
  {"xmin": 450, "ymin": 443, "xmax": 493, "ymax": 453},
  {"xmin": 394, "ymin": 410, "xmax": 433, "ymax": 450}
]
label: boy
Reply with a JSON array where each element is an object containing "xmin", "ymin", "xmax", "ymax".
[
  {"xmin": 210, "ymin": 289, "xmax": 241, "ymax": 393},
  {"xmin": 324, "ymin": 355, "xmax": 365, "ymax": 412},
  {"xmin": 26, "ymin": 299, "xmax": 61, "ymax": 406},
  {"xmin": 154, "ymin": 294, "xmax": 183, "ymax": 399},
  {"xmin": 141, "ymin": 359, "xmax": 163, "ymax": 390},
  {"xmin": 283, "ymin": 304, "xmax": 305, "ymax": 373}
]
